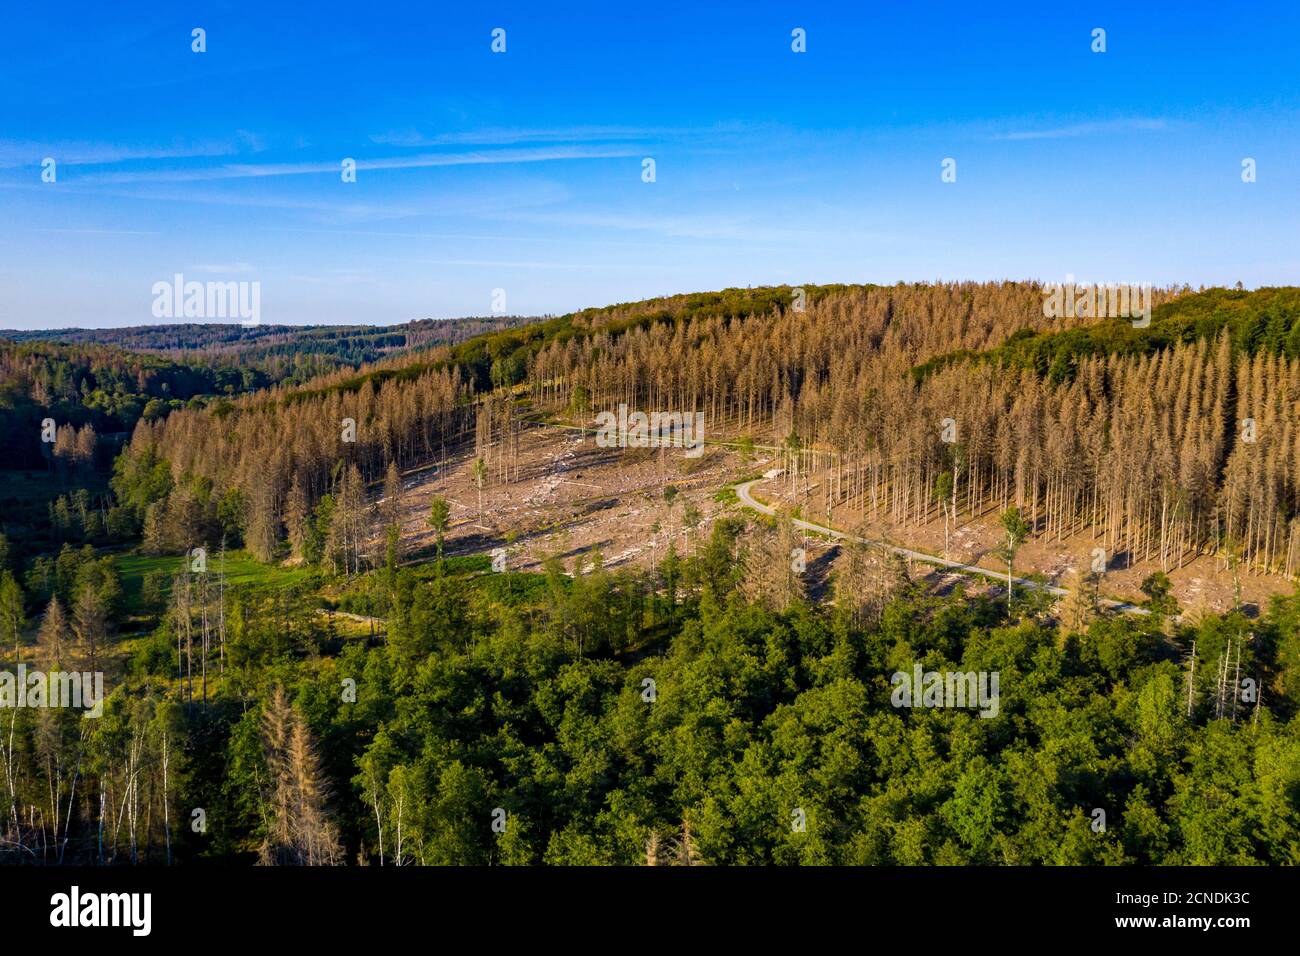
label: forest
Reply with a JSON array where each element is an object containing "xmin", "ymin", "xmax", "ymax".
[
  {"xmin": 7, "ymin": 313, "xmax": 528, "ymax": 368},
  {"xmin": 0, "ymin": 280, "xmax": 1297, "ymax": 866}
]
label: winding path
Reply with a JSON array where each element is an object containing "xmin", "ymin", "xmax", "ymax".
[{"xmin": 734, "ymin": 472, "xmax": 1149, "ymax": 616}]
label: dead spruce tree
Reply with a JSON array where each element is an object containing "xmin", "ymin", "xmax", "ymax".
[
  {"xmin": 832, "ymin": 537, "xmax": 908, "ymax": 627},
  {"xmin": 741, "ymin": 511, "xmax": 806, "ymax": 612},
  {"xmin": 258, "ymin": 685, "xmax": 342, "ymax": 866}
]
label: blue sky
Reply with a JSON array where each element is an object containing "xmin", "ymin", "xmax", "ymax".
[{"xmin": 2, "ymin": 0, "xmax": 1299, "ymax": 328}]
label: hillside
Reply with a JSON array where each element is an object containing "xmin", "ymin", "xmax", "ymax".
[
  {"xmin": 122, "ymin": 281, "xmax": 1300, "ymax": 581},
  {"xmin": 1, "ymin": 281, "xmax": 1298, "ymax": 869},
  {"xmin": 4, "ymin": 314, "xmax": 531, "ymax": 388}
]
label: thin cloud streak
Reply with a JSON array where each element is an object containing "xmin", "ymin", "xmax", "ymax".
[
  {"xmin": 989, "ymin": 118, "xmax": 1172, "ymax": 141},
  {"xmin": 0, "ymin": 138, "xmax": 239, "ymax": 169},
  {"xmin": 370, "ymin": 125, "xmax": 677, "ymax": 147},
  {"xmin": 366, "ymin": 124, "xmax": 757, "ymax": 148},
  {"xmin": 36, "ymin": 227, "xmax": 161, "ymax": 236},
  {"xmin": 83, "ymin": 145, "xmax": 640, "ymax": 184}
]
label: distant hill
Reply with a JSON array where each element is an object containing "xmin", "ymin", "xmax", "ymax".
[
  {"xmin": 0, "ymin": 314, "xmax": 536, "ymax": 469},
  {"xmin": 3, "ymin": 315, "xmax": 534, "ymax": 369}
]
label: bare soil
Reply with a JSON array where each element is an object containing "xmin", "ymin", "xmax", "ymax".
[{"xmin": 385, "ymin": 422, "xmax": 1293, "ymax": 615}]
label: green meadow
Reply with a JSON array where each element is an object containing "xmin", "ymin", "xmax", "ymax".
[{"xmin": 116, "ymin": 550, "xmax": 319, "ymax": 615}]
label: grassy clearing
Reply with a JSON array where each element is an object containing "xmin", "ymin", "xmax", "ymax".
[
  {"xmin": 409, "ymin": 554, "xmax": 493, "ymax": 578},
  {"xmin": 116, "ymin": 550, "xmax": 319, "ymax": 614}
]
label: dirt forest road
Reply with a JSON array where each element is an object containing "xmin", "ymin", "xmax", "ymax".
[{"xmin": 734, "ymin": 472, "xmax": 1150, "ymax": 617}]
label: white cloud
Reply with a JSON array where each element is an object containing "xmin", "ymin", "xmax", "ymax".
[
  {"xmin": 0, "ymin": 138, "xmax": 238, "ymax": 169},
  {"xmin": 80, "ymin": 145, "xmax": 639, "ymax": 184},
  {"xmin": 989, "ymin": 118, "xmax": 1172, "ymax": 141},
  {"xmin": 37, "ymin": 227, "xmax": 160, "ymax": 236},
  {"xmin": 369, "ymin": 125, "xmax": 691, "ymax": 148}
]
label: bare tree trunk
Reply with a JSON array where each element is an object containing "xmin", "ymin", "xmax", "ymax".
[
  {"xmin": 162, "ymin": 731, "xmax": 172, "ymax": 865},
  {"xmin": 201, "ymin": 576, "xmax": 209, "ymax": 703}
]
